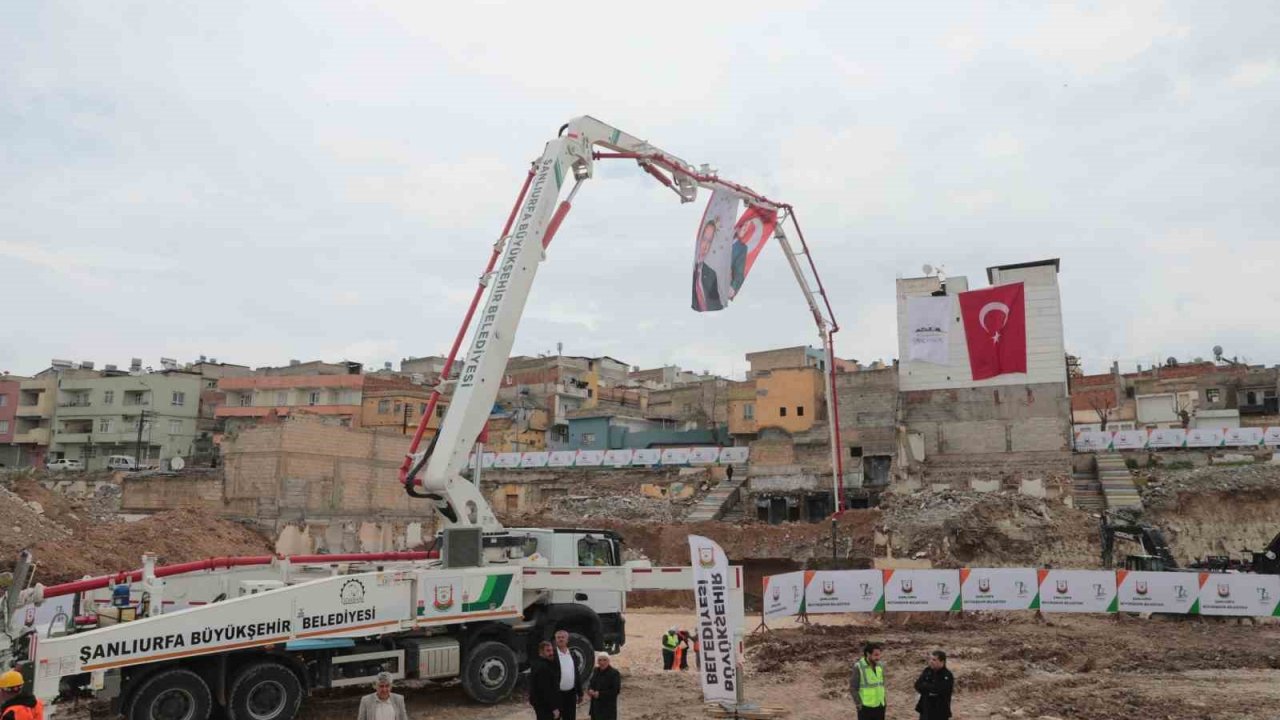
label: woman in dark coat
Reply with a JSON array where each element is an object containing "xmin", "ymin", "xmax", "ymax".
[
  {"xmin": 914, "ymin": 650, "xmax": 954, "ymax": 719},
  {"xmin": 587, "ymin": 653, "xmax": 621, "ymax": 720},
  {"xmin": 529, "ymin": 641, "xmax": 561, "ymax": 720}
]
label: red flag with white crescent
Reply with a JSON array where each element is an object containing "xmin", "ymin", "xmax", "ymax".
[
  {"xmin": 727, "ymin": 205, "xmax": 777, "ymax": 300},
  {"xmin": 958, "ymin": 282, "xmax": 1027, "ymax": 380}
]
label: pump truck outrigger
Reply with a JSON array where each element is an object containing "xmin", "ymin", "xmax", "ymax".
[{"xmin": 1, "ymin": 116, "xmax": 840, "ymax": 720}]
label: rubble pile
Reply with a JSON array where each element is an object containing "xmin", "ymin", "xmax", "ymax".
[
  {"xmin": 0, "ymin": 484, "xmax": 72, "ymax": 558},
  {"xmin": 1139, "ymin": 462, "xmax": 1280, "ymax": 564},
  {"xmin": 880, "ymin": 489, "xmax": 1099, "ymax": 567},
  {"xmin": 540, "ymin": 492, "xmax": 693, "ymax": 524},
  {"xmin": 1139, "ymin": 461, "xmax": 1280, "ymax": 508}
]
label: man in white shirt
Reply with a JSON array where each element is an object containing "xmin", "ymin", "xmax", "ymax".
[
  {"xmin": 357, "ymin": 672, "xmax": 408, "ymax": 720},
  {"xmin": 554, "ymin": 630, "xmax": 584, "ymax": 720}
]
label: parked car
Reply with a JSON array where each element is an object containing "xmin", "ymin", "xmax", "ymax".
[
  {"xmin": 106, "ymin": 455, "xmax": 139, "ymax": 471},
  {"xmin": 46, "ymin": 458, "xmax": 84, "ymax": 472}
]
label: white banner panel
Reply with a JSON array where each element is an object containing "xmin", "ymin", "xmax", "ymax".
[
  {"xmin": 1116, "ymin": 571, "xmax": 1198, "ymax": 614},
  {"xmin": 804, "ymin": 570, "xmax": 883, "ymax": 614},
  {"xmin": 603, "ymin": 449, "xmax": 634, "ymax": 467},
  {"xmin": 547, "ymin": 451, "xmax": 576, "ymax": 467},
  {"xmin": 631, "ymin": 449, "xmax": 661, "ymax": 466},
  {"xmin": 1197, "ymin": 574, "xmax": 1280, "ymax": 617},
  {"xmin": 906, "ymin": 295, "xmax": 952, "ymax": 365},
  {"xmin": 718, "ymin": 447, "xmax": 749, "ymax": 464},
  {"xmin": 1112, "ymin": 430, "xmax": 1147, "ymax": 450},
  {"xmin": 1074, "ymin": 431, "xmax": 1111, "ymax": 452},
  {"xmin": 960, "ymin": 568, "xmax": 1038, "ymax": 610},
  {"xmin": 688, "ymin": 535, "xmax": 740, "ymax": 703},
  {"xmin": 575, "ymin": 450, "xmax": 604, "ymax": 467},
  {"xmin": 689, "ymin": 447, "xmax": 721, "ymax": 465},
  {"xmin": 762, "ymin": 571, "xmax": 806, "ymax": 621},
  {"xmin": 1146, "ymin": 428, "xmax": 1186, "ymax": 449},
  {"xmin": 479, "ymin": 452, "xmax": 496, "ymax": 468},
  {"xmin": 660, "ymin": 447, "xmax": 692, "ymax": 465},
  {"xmin": 493, "ymin": 452, "xmax": 521, "ymax": 468},
  {"xmin": 1265, "ymin": 427, "xmax": 1280, "ymax": 446},
  {"xmin": 1038, "ymin": 570, "xmax": 1117, "ymax": 613},
  {"xmin": 884, "ymin": 569, "xmax": 961, "ymax": 612},
  {"xmin": 1185, "ymin": 428, "xmax": 1224, "ymax": 448},
  {"xmin": 520, "ymin": 452, "xmax": 549, "ymax": 468},
  {"xmin": 1223, "ymin": 427, "xmax": 1264, "ymax": 447}
]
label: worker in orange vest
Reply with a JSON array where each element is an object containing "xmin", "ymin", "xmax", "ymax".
[{"xmin": 0, "ymin": 671, "xmax": 43, "ymax": 720}]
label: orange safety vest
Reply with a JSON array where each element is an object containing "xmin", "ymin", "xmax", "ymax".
[{"xmin": 2, "ymin": 698, "xmax": 44, "ymax": 720}]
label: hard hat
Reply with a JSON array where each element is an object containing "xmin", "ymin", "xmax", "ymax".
[{"xmin": 0, "ymin": 670, "xmax": 23, "ymax": 689}]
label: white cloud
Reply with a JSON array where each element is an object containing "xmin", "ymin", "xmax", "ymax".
[
  {"xmin": 1018, "ymin": 1, "xmax": 1189, "ymax": 76},
  {"xmin": 1229, "ymin": 59, "xmax": 1279, "ymax": 88}
]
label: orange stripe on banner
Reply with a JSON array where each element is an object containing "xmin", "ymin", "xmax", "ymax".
[
  {"xmin": 1198, "ymin": 572, "xmax": 1209, "ymax": 588},
  {"xmin": 882, "ymin": 569, "xmax": 895, "ymax": 583},
  {"xmin": 1037, "ymin": 569, "xmax": 1049, "ymax": 585},
  {"xmin": 959, "ymin": 568, "xmax": 971, "ymax": 585},
  {"xmin": 1116, "ymin": 570, "xmax": 1128, "ymax": 586},
  {"xmin": 803, "ymin": 570, "xmax": 815, "ymax": 587}
]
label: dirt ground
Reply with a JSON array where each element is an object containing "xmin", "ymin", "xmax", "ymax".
[{"xmin": 287, "ymin": 609, "xmax": 1280, "ymax": 720}]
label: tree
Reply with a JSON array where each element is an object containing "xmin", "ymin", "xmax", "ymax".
[{"xmin": 1087, "ymin": 391, "xmax": 1116, "ymax": 431}]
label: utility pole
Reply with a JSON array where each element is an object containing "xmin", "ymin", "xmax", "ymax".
[
  {"xmin": 401, "ymin": 403, "xmax": 411, "ymax": 435},
  {"xmin": 134, "ymin": 409, "xmax": 147, "ymax": 465}
]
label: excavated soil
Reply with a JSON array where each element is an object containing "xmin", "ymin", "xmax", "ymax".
[{"xmin": 1141, "ymin": 463, "xmax": 1280, "ymax": 565}]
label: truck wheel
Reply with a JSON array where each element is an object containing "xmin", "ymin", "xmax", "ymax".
[
  {"xmin": 461, "ymin": 641, "xmax": 519, "ymax": 704},
  {"xmin": 125, "ymin": 669, "xmax": 212, "ymax": 720},
  {"xmin": 566, "ymin": 632, "xmax": 595, "ymax": 683},
  {"xmin": 228, "ymin": 662, "xmax": 303, "ymax": 720}
]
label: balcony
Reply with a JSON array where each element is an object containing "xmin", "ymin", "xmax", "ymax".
[
  {"xmin": 13, "ymin": 428, "xmax": 50, "ymax": 445},
  {"xmin": 58, "ymin": 399, "xmax": 92, "ymax": 408},
  {"xmin": 554, "ymin": 383, "xmax": 589, "ymax": 399},
  {"xmin": 16, "ymin": 404, "xmax": 50, "ymax": 417},
  {"xmin": 56, "ymin": 433, "xmax": 91, "ymax": 444}
]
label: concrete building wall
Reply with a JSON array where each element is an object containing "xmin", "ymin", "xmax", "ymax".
[
  {"xmin": 745, "ymin": 346, "xmax": 824, "ymax": 377},
  {"xmin": 754, "ymin": 367, "xmax": 822, "ymax": 434},
  {"xmin": 902, "ymin": 382, "xmax": 1070, "ymax": 456}
]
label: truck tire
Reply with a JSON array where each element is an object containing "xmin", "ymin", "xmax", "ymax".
[
  {"xmin": 227, "ymin": 662, "xmax": 303, "ymax": 720},
  {"xmin": 461, "ymin": 641, "xmax": 519, "ymax": 704},
  {"xmin": 565, "ymin": 632, "xmax": 595, "ymax": 684},
  {"xmin": 124, "ymin": 669, "xmax": 212, "ymax": 720}
]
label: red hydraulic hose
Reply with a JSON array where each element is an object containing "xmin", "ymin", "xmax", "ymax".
[{"xmin": 398, "ymin": 166, "xmax": 537, "ymax": 489}]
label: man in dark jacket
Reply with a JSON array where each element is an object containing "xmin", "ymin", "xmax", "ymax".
[
  {"xmin": 586, "ymin": 653, "xmax": 621, "ymax": 720},
  {"xmin": 529, "ymin": 642, "xmax": 561, "ymax": 720},
  {"xmin": 913, "ymin": 650, "xmax": 954, "ymax": 720}
]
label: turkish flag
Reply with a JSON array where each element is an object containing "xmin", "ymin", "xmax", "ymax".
[{"xmin": 958, "ymin": 282, "xmax": 1027, "ymax": 380}]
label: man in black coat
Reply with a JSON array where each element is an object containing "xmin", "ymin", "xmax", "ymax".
[
  {"xmin": 587, "ymin": 653, "xmax": 621, "ymax": 720},
  {"xmin": 913, "ymin": 650, "xmax": 954, "ymax": 720},
  {"xmin": 529, "ymin": 642, "xmax": 561, "ymax": 720}
]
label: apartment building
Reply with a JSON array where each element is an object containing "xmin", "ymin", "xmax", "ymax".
[{"xmin": 0, "ymin": 376, "xmax": 20, "ymax": 467}]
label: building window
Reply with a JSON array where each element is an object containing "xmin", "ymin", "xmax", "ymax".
[
  {"xmin": 582, "ymin": 433, "xmax": 597, "ymax": 444},
  {"xmin": 1245, "ymin": 390, "xmax": 1259, "ymax": 406},
  {"xmin": 171, "ymin": 391, "xmax": 185, "ymax": 406},
  {"xmin": 1205, "ymin": 388, "xmax": 1222, "ymax": 402},
  {"xmin": 308, "ymin": 391, "xmax": 321, "ymax": 406},
  {"xmin": 378, "ymin": 400, "xmax": 391, "ymax": 414},
  {"xmin": 0, "ymin": 421, "xmax": 8, "ymax": 434},
  {"xmin": 275, "ymin": 391, "xmax": 287, "ymax": 405},
  {"xmin": 205, "ymin": 379, "xmax": 217, "ymax": 389},
  {"xmin": 587, "ymin": 388, "xmax": 594, "ymax": 398},
  {"xmin": 394, "ymin": 402, "xmax": 403, "ymax": 414},
  {"xmin": 0, "ymin": 395, "xmax": 6, "ymax": 407},
  {"xmin": 779, "ymin": 407, "xmax": 787, "ymax": 417},
  {"xmin": 797, "ymin": 406, "xmax": 805, "ymax": 417},
  {"xmin": 437, "ymin": 405, "xmax": 446, "ymax": 418},
  {"xmin": 168, "ymin": 419, "xmax": 182, "ymax": 433},
  {"xmin": 98, "ymin": 418, "xmax": 112, "ymax": 433},
  {"xmin": 102, "ymin": 391, "xmax": 113, "ymax": 405},
  {"xmin": 240, "ymin": 393, "xmax": 252, "ymax": 407},
  {"xmin": 743, "ymin": 403, "xmax": 754, "ymax": 420},
  {"xmin": 849, "ymin": 446, "xmax": 863, "ymax": 458},
  {"xmin": 420, "ymin": 403, "xmax": 427, "ymax": 415}
]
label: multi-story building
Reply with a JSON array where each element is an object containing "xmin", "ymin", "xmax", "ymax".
[
  {"xmin": 13, "ymin": 376, "xmax": 55, "ymax": 467},
  {"xmin": 0, "ymin": 375, "xmax": 21, "ymax": 467},
  {"xmin": 216, "ymin": 366, "xmax": 364, "ymax": 434},
  {"xmin": 360, "ymin": 376, "xmax": 441, "ymax": 437},
  {"xmin": 646, "ymin": 375, "xmax": 730, "ymax": 428}
]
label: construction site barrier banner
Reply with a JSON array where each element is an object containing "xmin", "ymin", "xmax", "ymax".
[
  {"xmin": 1223, "ymin": 427, "xmax": 1265, "ymax": 447},
  {"xmin": 1266, "ymin": 427, "xmax": 1280, "ymax": 446},
  {"xmin": 688, "ymin": 535, "xmax": 740, "ymax": 704},
  {"xmin": 719, "ymin": 447, "xmax": 750, "ymax": 464},
  {"xmin": 1115, "ymin": 571, "xmax": 1198, "ymax": 614},
  {"xmin": 547, "ymin": 451, "xmax": 576, "ymax": 467},
  {"xmin": 575, "ymin": 450, "xmax": 604, "ymax": 466},
  {"xmin": 762, "ymin": 571, "xmax": 807, "ymax": 621},
  {"xmin": 661, "ymin": 448, "xmax": 693, "ymax": 465},
  {"xmin": 1185, "ymin": 428, "xmax": 1225, "ymax": 448},
  {"xmin": 884, "ymin": 569, "xmax": 962, "ymax": 612},
  {"xmin": 493, "ymin": 452, "xmax": 521, "ymax": 468},
  {"xmin": 603, "ymin": 449, "xmax": 633, "ymax": 467},
  {"xmin": 689, "ymin": 447, "xmax": 721, "ymax": 465},
  {"xmin": 520, "ymin": 452, "xmax": 549, "ymax": 468},
  {"xmin": 960, "ymin": 568, "xmax": 1039, "ymax": 610},
  {"xmin": 1112, "ymin": 429, "xmax": 1147, "ymax": 450},
  {"xmin": 632, "ymin": 449, "xmax": 661, "ymax": 466},
  {"xmin": 1196, "ymin": 573, "xmax": 1280, "ymax": 616},
  {"xmin": 1074, "ymin": 431, "xmax": 1111, "ymax": 451},
  {"xmin": 1146, "ymin": 428, "xmax": 1186, "ymax": 449},
  {"xmin": 1038, "ymin": 570, "xmax": 1117, "ymax": 613},
  {"xmin": 803, "ymin": 570, "xmax": 883, "ymax": 614}
]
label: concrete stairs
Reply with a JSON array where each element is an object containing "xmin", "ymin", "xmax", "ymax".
[
  {"xmin": 1096, "ymin": 453, "xmax": 1143, "ymax": 510},
  {"xmin": 1071, "ymin": 470, "xmax": 1105, "ymax": 512},
  {"xmin": 686, "ymin": 476, "xmax": 745, "ymax": 523}
]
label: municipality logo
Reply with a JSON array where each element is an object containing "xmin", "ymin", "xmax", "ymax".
[
  {"xmin": 771, "ymin": 585, "xmax": 781, "ymax": 602},
  {"xmin": 1217, "ymin": 583, "xmax": 1231, "ymax": 599},
  {"xmin": 340, "ymin": 579, "xmax": 366, "ymax": 605},
  {"xmin": 822, "ymin": 580, "xmax": 835, "ymax": 596},
  {"xmin": 1055, "ymin": 580, "xmax": 1069, "ymax": 595},
  {"xmin": 1135, "ymin": 581, "xmax": 1149, "ymax": 596},
  {"xmin": 1175, "ymin": 585, "xmax": 1188, "ymax": 600},
  {"xmin": 698, "ymin": 547, "xmax": 716, "ymax": 569},
  {"xmin": 860, "ymin": 583, "xmax": 874, "ymax": 599},
  {"xmin": 900, "ymin": 578, "xmax": 914, "ymax": 595},
  {"xmin": 938, "ymin": 582, "xmax": 951, "ymax": 597},
  {"xmin": 977, "ymin": 577, "xmax": 991, "ymax": 593},
  {"xmin": 433, "ymin": 584, "xmax": 454, "ymax": 611}
]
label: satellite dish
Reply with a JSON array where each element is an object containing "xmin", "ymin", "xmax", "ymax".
[
  {"xmin": 170, "ymin": 457, "xmax": 185, "ymax": 471},
  {"xmin": 1166, "ymin": 357, "xmax": 1178, "ymax": 367},
  {"xmin": 1213, "ymin": 345, "xmax": 1224, "ymax": 359},
  {"xmin": 922, "ymin": 264, "xmax": 934, "ymax": 276}
]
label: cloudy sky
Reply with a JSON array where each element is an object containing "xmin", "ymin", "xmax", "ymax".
[{"xmin": 3, "ymin": 1, "xmax": 1278, "ymax": 379}]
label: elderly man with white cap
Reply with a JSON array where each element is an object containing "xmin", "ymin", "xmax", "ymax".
[
  {"xmin": 357, "ymin": 672, "xmax": 408, "ymax": 720},
  {"xmin": 586, "ymin": 653, "xmax": 621, "ymax": 720}
]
